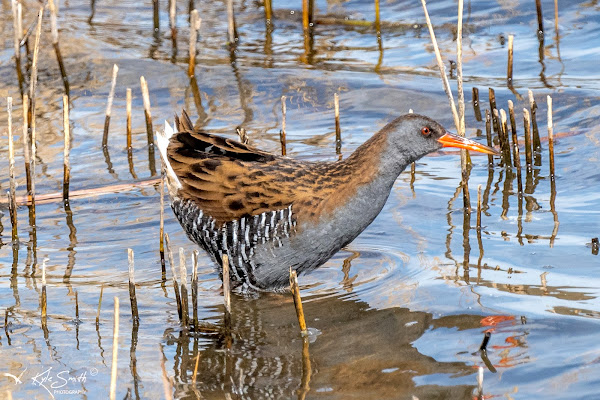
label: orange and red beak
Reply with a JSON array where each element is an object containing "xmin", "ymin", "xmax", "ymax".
[{"xmin": 437, "ymin": 132, "xmax": 499, "ymax": 155}]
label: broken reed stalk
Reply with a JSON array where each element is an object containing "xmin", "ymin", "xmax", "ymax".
[
  {"xmin": 48, "ymin": 0, "xmax": 70, "ymax": 94},
  {"xmin": 179, "ymin": 248, "xmax": 189, "ymax": 326},
  {"xmin": 126, "ymin": 88, "xmax": 132, "ymax": 149},
  {"xmin": 153, "ymin": 0, "xmax": 159, "ymax": 31},
  {"xmin": 96, "ymin": 285, "xmax": 104, "ymax": 327},
  {"xmin": 191, "ymin": 250, "xmax": 199, "ymax": 329},
  {"xmin": 455, "ymin": 0, "xmax": 471, "ymax": 211},
  {"xmin": 22, "ymin": 94, "xmax": 31, "ymax": 196},
  {"xmin": 11, "ymin": 0, "xmax": 24, "ymax": 96},
  {"xmin": 476, "ymin": 184, "xmax": 482, "ymax": 228},
  {"xmin": 535, "ymin": 0, "xmax": 544, "ymax": 36},
  {"xmin": 7, "ymin": 97, "xmax": 18, "ymax": 242},
  {"xmin": 374, "ymin": 0, "xmax": 381, "ymax": 33},
  {"xmin": 140, "ymin": 76, "xmax": 155, "ymax": 148},
  {"xmin": 485, "ymin": 110, "xmax": 493, "ymax": 166},
  {"xmin": 508, "ymin": 101, "xmax": 523, "ymax": 194},
  {"xmin": 264, "ymin": 0, "xmax": 273, "ymax": 23},
  {"xmin": 419, "ymin": 0, "xmax": 460, "ymax": 132},
  {"xmin": 103, "ymin": 64, "xmax": 119, "ymax": 148},
  {"xmin": 102, "ymin": 64, "xmax": 119, "ymax": 148},
  {"xmin": 280, "ymin": 96, "xmax": 287, "ymax": 156},
  {"xmin": 226, "ymin": 0, "xmax": 237, "ymax": 45},
  {"xmin": 289, "ymin": 269, "xmax": 308, "ymax": 336},
  {"xmin": 523, "ymin": 108, "xmax": 533, "ymax": 171},
  {"xmin": 477, "ymin": 366, "xmax": 484, "ymax": 398},
  {"xmin": 109, "ymin": 297, "xmax": 120, "ymax": 400},
  {"xmin": 236, "ymin": 127, "xmax": 248, "ymax": 144},
  {"xmin": 41, "ymin": 258, "xmax": 47, "ymax": 328},
  {"xmin": 159, "ymin": 171, "xmax": 166, "ymax": 275},
  {"xmin": 128, "ymin": 249, "xmax": 140, "ymax": 326},
  {"xmin": 28, "ymin": 7, "xmax": 43, "ymax": 214},
  {"xmin": 507, "ymin": 34, "xmax": 514, "ymax": 86},
  {"xmin": 488, "ymin": 88, "xmax": 498, "ymax": 136},
  {"xmin": 528, "ymin": 90, "xmax": 541, "ymax": 152},
  {"xmin": 164, "ymin": 233, "xmax": 183, "ymax": 320},
  {"xmin": 188, "ymin": 10, "xmax": 201, "ymax": 77},
  {"xmin": 334, "ymin": 93, "xmax": 341, "ymax": 157},
  {"xmin": 472, "ymin": 87, "xmax": 482, "ymax": 121},
  {"xmin": 547, "ymin": 95, "xmax": 555, "ymax": 180},
  {"xmin": 169, "ymin": 0, "xmax": 177, "ymax": 41},
  {"xmin": 499, "ymin": 109, "xmax": 512, "ymax": 166},
  {"xmin": 222, "ymin": 254, "xmax": 231, "ymax": 318},
  {"xmin": 62, "ymin": 95, "xmax": 71, "ymax": 201}
]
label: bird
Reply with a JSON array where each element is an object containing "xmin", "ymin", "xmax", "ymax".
[{"xmin": 157, "ymin": 111, "xmax": 497, "ymax": 292}]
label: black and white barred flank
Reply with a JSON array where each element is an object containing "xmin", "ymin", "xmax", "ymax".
[{"xmin": 171, "ymin": 199, "xmax": 296, "ymax": 291}]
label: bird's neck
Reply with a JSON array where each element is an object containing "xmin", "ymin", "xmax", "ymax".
[{"xmin": 312, "ymin": 128, "xmax": 414, "ymax": 245}]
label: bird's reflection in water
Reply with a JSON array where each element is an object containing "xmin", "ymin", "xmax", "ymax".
[{"xmin": 162, "ymin": 293, "xmax": 497, "ymax": 399}]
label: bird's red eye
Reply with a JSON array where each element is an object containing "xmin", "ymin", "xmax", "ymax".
[{"xmin": 421, "ymin": 126, "xmax": 431, "ymax": 136}]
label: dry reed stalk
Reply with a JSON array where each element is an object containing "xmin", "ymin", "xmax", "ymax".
[
  {"xmin": 140, "ymin": 76, "xmax": 155, "ymax": 148},
  {"xmin": 109, "ymin": 297, "xmax": 120, "ymax": 400},
  {"xmin": 226, "ymin": 0, "xmax": 237, "ymax": 45},
  {"xmin": 547, "ymin": 96, "xmax": 555, "ymax": 180},
  {"xmin": 523, "ymin": 108, "xmax": 533, "ymax": 171},
  {"xmin": 62, "ymin": 95, "xmax": 71, "ymax": 200},
  {"xmin": 41, "ymin": 259, "xmax": 48, "ymax": 328},
  {"xmin": 11, "ymin": 0, "xmax": 24, "ymax": 96},
  {"xmin": 103, "ymin": 65, "xmax": 119, "ymax": 148},
  {"xmin": 334, "ymin": 93, "xmax": 341, "ymax": 157},
  {"xmin": 222, "ymin": 254, "xmax": 231, "ymax": 315},
  {"xmin": 264, "ymin": 0, "xmax": 272, "ymax": 23},
  {"xmin": 192, "ymin": 352, "xmax": 201, "ymax": 385},
  {"xmin": 75, "ymin": 290, "xmax": 80, "ymax": 321},
  {"xmin": 456, "ymin": 0, "xmax": 471, "ymax": 211},
  {"xmin": 280, "ymin": 96, "xmax": 287, "ymax": 156},
  {"xmin": 169, "ymin": 0, "xmax": 177, "ymax": 41},
  {"xmin": 7, "ymin": 98, "xmax": 18, "ymax": 242},
  {"xmin": 164, "ymin": 233, "xmax": 183, "ymax": 320},
  {"xmin": 188, "ymin": 10, "xmax": 201, "ymax": 77},
  {"xmin": 485, "ymin": 110, "xmax": 493, "ymax": 166},
  {"xmin": 179, "ymin": 248, "xmax": 189, "ymax": 326},
  {"xmin": 508, "ymin": 101, "xmax": 523, "ymax": 194},
  {"xmin": 159, "ymin": 171, "xmax": 166, "ymax": 275},
  {"xmin": 528, "ymin": 90, "xmax": 541, "ymax": 152},
  {"xmin": 48, "ymin": 0, "xmax": 70, "ymax": 94},
  {"xmin": 191, "ymin": 250, "xmax": 199, "ymax": 329},
  {"xmin": 477, "ymin": 366, "xmax": 484, "ymax": 397},
  {"xmin": 22, "ymin": 94, "xmax": 31, "ymax": 196},
  {"xmin": 374, "ymin": 0, "xmax": 381, "ymax": 33},
  {"xmin": 507, "ymin": 34, "xmax": 514, "ymax": 86},
  {"xmin": 289, "ymin": 269, "xmax": 308, "ymax": 336},
  {"xmin": 476, "ymin": 184, "xmax": 482, "ymax": 228},
  {"xmin": 96, "ymin": 285, "xmax": 104, "ymax": 327},
  {"xmin": 302, "ymin": 0, "xmax": 309, "ymax": 31},
  {"xmin": 153, "ymin": 0, "xmax": 159, "ymax": 31},
  {"xmin": 128, "ymin": 249, "xmax": 140, "ymax": 326},
  {"xmin": 125, "ymin": 88, "xmax": 132, "ymax": 149},
  {"xmin": 28, "ymin": 8, "xmax": 43, "ymax": 215},
  {"xmin": 472, "ymin": 87, "xmax": 482, "ymax": 121},
  {"xmin": 535, "ymin": 0, "xmax": 544, "ymax": 36},
  {"xmin": 419, "ymin": 0, "xmax": 459, "ymax": 131},
  {"xmin": 499, "ymin": 109, "xmax": 512, "ymax": 166}
]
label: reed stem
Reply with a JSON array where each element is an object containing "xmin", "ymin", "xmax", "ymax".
[
  {"xmin": 164, "ymin": 233, "xmax": 182, "ymax": 320},
  {"xmin": 62, "ymin": 95, "xmax": 71, "ymax": 201},
  {"xmin": 103, "ymin": 65, "xmax": 119, "ymax": 147},
  {"xmin": 507, "ymin": 34, "xmax": 514, "ymax": 86},
  {"xmin": 179, "ymin": 248, "xmax": 189, "ymax": 326},
  {"xmin": 547, "ymin": 95, "xmax": 555, "ymax": 180},
  {"xmin": 128, "ymin": 249, "xmax": 140, "ymax": 326},
  {"xmin": 334, "ymin": 93, "xmax": 341, "ymax": 157},
  {"xmin": 109, "ymin": 297, "xmax": 120, "ymax": 400},
  {"xmin": 289, "ymin": 269, "xmax": 308, "ymax": 336},
  {"xmin": 140, "ymin": 76, "xmax": 155, "ymax": 148},
  {"xmin": 7, "ymin": 97, "xmax": 18, "ymax": 243},
  {"xmin": 188, "ymin": 10, "xmax": 201, "ymax": 77},
  {"xmin": 280, "ymin": 96, "xmax": 287, "ymax": 156}
]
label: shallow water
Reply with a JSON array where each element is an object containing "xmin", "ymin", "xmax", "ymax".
[{"xmin": 1, "ymin": 0, "xmax": 599, "ymax": 399}]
